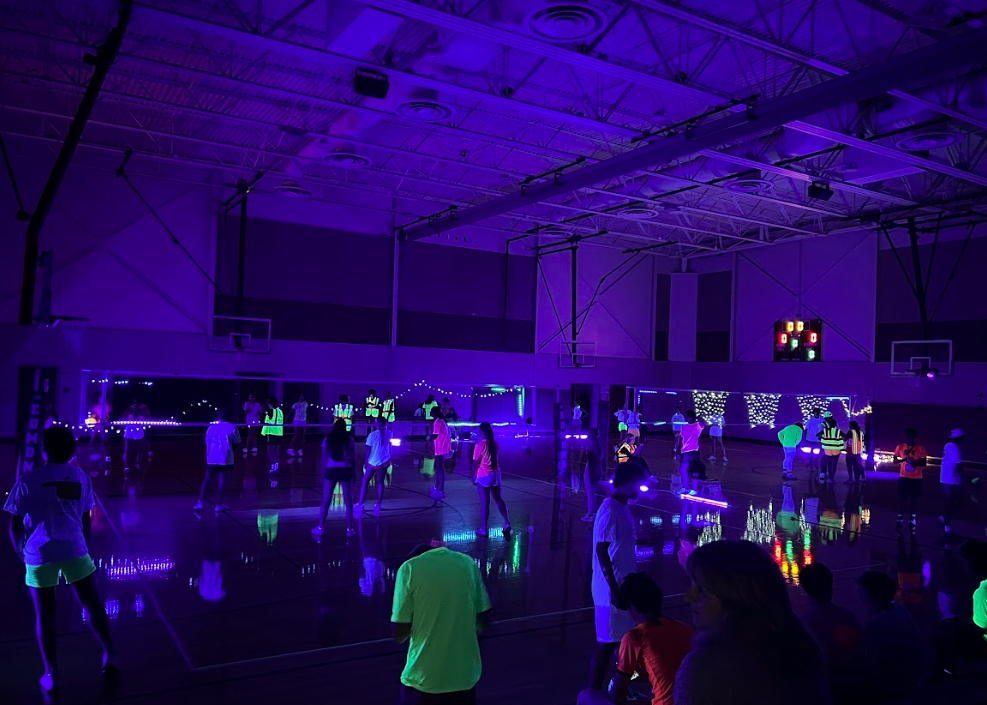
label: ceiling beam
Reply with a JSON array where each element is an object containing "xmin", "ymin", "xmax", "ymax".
[
  {"xmin": 366, "ymin": 0, "xmax": 987, "ymax": 189},
  {"xmin": 130, "ymin": 4, "xmax": 639, "ymax": 138},
  {"xmin": 398, "ymin": 24, "xmax": 987, "ymax": 239},
  {"xmin": 633, "ymin": 0, "xmax": 987, "ymax": 132}
]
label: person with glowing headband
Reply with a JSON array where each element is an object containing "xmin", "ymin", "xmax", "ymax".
[{"xmin": 589, "ymin": 457, "xmax": 650, "ymax": 692}]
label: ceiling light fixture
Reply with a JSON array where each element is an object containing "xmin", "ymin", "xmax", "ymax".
[
  {"xmin": 273, "ymin": 182, "xmax": 312, "ymax": 198},
  {"xmin": 895, "ymin": 129, "xmax": 963, "ymax": 151}
]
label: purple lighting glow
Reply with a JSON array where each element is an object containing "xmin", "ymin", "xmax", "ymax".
[{"xmin": 681, "ymin": 494, "xmax": 729, "ymax": 509}]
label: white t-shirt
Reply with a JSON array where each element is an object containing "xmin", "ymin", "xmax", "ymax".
[
  {"xmin": 671, "ymin": 413, "xmax": 685, "ymax": 431},
  {"xmin": 205, "ymin": 421, "xmax": 237, "ymax": 466},
  {"xmin": 804, "ymin": 416, "xmax": 825, "ymax": 442},
  {"xmin": 292, "ymin": 401, "xmax": 308, "ymax": 425},
  {"xmin": 626, "ymin": 411, "xmax": 641, "ymax": 429},
  {"xmin": 591, "ymin": 497, "xmax": 636, "ymax": 606},
  {"xmin": 3, "ymin": 463, "xmax": 95, "ymax": 565},
  {"xmin": 615, "ymin": 410, "xmax": 628, "ymax": 424},
  {"xmin": 243, "ymin": 401, "xmax": 262, "ymax": 424},
  {"xmin": 365, "ymin": 429, "xmax": 393, "ymax": 467},
  {"xmin": 709, "ymin": 414, "xmax": 724, "ymax": 437},
  {"xmin": 940, "ymin": 441, "xmax": 962, "ymax": 485},
  {"xmin": 573, "ymin": 406, "xmax": 583, "ymax": 420}
]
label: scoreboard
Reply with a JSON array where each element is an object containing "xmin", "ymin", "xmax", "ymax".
[{"xmin": 774, "ymin": 319, "xmax": 822, "ymax": 362}]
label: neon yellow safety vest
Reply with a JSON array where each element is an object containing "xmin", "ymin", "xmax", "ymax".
[
  {"xmin": 617, "ymin": 442, "xmax": 634, "ymax": 463},
  {"xmin": 821, "ymin": 426, "xmax": 843, "ymax": 452},
  {"xmin": 334, "ymin": 403, "xmax": 354, "ymax": 431},
  {"xmin": 261, "ymin": 408, "xmax": 283, "ymax": 436},
  {"xmin": 382, "ymin": 398, "xmax": 395, "ymax": 422},
  {"xmin": 365, "ymin": 396, "xmax": 380, "ymax": 417}
]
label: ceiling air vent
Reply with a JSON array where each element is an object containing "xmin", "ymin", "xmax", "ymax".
[
  {"xmin": 895, "ymin": 129, "xmax": 963, "ymax": 152},
  {"xmin": 538, "ymin": 224, "xmax": 569, "ymax": 237},
  {"xmin": 397, "ymin": 100, "xmax": 454, "ymax": 122},
  {"xmin": 525, "ymin": 3, "xmax": 606, "ymax": 42},
  {"xmin": 273, "ymin": 182, "xmax": 312, "ymax": 198},
  {"xmin": 725, "ymin": 178, "xmax": 774, "ymax": 193},
  {"xmin": 616, "ymin": 205, "xmax": 658, "ymax": 219},
  {"xmin": 324, "ymin": 152, "xmax": 372, "ymax": 168}
]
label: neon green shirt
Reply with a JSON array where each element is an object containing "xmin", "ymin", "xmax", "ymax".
[
  {"xmin": 974, "ymin": 579, "xmax": 987, "ymax": 641},
  {"xmin": 778, "ymin": 424, "xmax": 803, "ymax": 448},
  {"xmin": 391, "ymin": 547, "xmax": 491, "ymax": 694}
]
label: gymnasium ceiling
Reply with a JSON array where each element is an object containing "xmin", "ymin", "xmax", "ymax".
[{"xmin": 1, "ymin": 0, "xmax": 986, "ymax": 257}]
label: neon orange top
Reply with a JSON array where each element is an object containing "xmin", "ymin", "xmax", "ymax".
[{"xmin": 894, "ymin": 442, "xmax": 927, "ymax": 479}]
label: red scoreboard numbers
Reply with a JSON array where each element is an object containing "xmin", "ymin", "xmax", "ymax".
[{"xmin": 774, "ymin": 319, "xmax": 822, "ymax": 362}]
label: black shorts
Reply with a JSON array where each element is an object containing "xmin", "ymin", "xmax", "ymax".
[
  {"xmin": 325, "ymin": 465, "xmax": 354, "ymax": 483},
  {"xmin": 898, "ymin": 477, "xmax": 923, "ymax": 499},
  {"xmin": 208, "ymin": 464, "xmax": 233, "ymax": 473},
  {"xmin": 266, "ymin": 435, "xmax": 282, "ymax": 446}
]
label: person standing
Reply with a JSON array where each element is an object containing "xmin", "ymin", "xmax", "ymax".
[
  {"xmin": 242, "ymin": 393, "xmax": 262, "ymax": 455},
  {"xmin": 845, "ymin": 421, "xmax": 865, "ymax": 484},
  {"xmin": 288, "ymin": 393, "xmax": 309, "ymax": 457},
  {"xmin": 894, "ymin": 428, "xmax": 927, "ymax": 531},
  {"xmin": 706, "ymin": 412, "xmax": 727, "ymax": 463},
  {"xmin": 576, "ymin": 572, "xmax": 693, "ymax": 705},
  {"xmin": 422, "ymin": 394, "xmax": 438, "ymax": 439},
  {"xmin": 262, "ymin": 398, "xmax": 284, "ymax": 474},
  {"xmin": 572, "ymin": 402, "xmax": 584, "ymax": 432},
  {"xmin": 939, "ymin": 429, "xmax": 965, "ymax": 539},
  {"xmin": 626, "ymin": 408, "xmax": 642, "ymax": 439},
  {"xmin": 364, "ymin": 388, "xmax": 380, "ymax": 434},
  {"xmin": 675, "ymin": 411, "xmax": 704, "ymax": 494},
  {"xmin": 614, "ymin": 407, "xmax": 629, "ymax": 436},
  {"xmin": 819, "ymin": 417, "xmax": 844, "ymax": 483},
  {"xmin": 670, "ymin": 407, "xmax": 685, "ymax": 449},
  {"xmin": 804, "ymin": 407, "xmax": 825, "ymax": 472},
  {"xmin": 590, "ymin": 458, "xmax": 650, "ymax": 691},
  {"xmin": 333, "ymin": 394, "xmax": 354, "ymax": 434},
  {"xmin": 122, "ymin": 397, "xmax": 150, "ymax": 472},
  {"xmin": 472, "ymin": 421, "xmax": 510, "ymax": 538},
  {"xmin": 581, "ymin": 428, "xmax": 604, "ymax": 523},
  {"xmin": 431, "ymin": 408, "xmax": 452, "ymax": 500},
  {"xmin": 777, "ymin": 422, "xmax": 803, "ymax": 480},
  {"xmin": 391, "ymin": 542, "xmax": 492, "ymax": 704},
  {"xmin": 4, "ymin": 426, "xmax": 117, "ymax": 693},
  {"xmin": 382, "ymin": 391, "xmax": 396, "ymax": 423},
  {"xmin": 195, "ymin": 408, "xmax": 239, "ymax": 512},
  {"xmin": 358, "ymin": 417, "xmax": 393, "ymax": 516},
  {"xmin": 313, "ymin": 419, "xmax": 356, "ymax": 537}
]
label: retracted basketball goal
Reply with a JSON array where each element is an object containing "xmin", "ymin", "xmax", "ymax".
[
  {"xmin": 559, "ymin": 340, "xmax": 596, "ymax": 368},
  {"xmin": 208, "ymin": 316, "xmax": 272, "ymax": 354},
  {"xmin": 890, "ymin": 339, "xmax": 952, "ymax": 377}
]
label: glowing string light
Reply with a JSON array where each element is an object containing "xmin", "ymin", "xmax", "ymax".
[
  {"xmin": 797, "ymin": 395, "xmax": 829, "ymax": 420},
  {"xmin": 744, "ymin": 393, "xmax": 780, "ymax": 428},
  {"xmin": 691, "ymin": 390, "xmax": 729, "ymax": 423}
]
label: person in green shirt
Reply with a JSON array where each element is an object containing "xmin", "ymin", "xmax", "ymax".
[
  {"xmin": 778, "ymin": 423, "xmax": 804, "ymax": 481},
  {"xmin": 392, "ymin": 543, "xmax": 491, "ymax": 703}
]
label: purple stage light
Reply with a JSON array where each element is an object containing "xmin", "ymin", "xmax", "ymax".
[
  {"xmin": 681, "ymin": 494, "xmax": 729, "ymax": 509},
  {"xmin": 639, "ymin": 484, "xmax": 649, "ymax": 493}
]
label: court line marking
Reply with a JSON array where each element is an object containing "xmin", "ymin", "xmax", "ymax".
[{"xmin": 94, "ymin": 493, "xmax": 198, "ymax": 671}]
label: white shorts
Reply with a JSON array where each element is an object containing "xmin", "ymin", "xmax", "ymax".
[{"xmin": 594, "ymin": 603, "xmax": 635, "ymax": 644}]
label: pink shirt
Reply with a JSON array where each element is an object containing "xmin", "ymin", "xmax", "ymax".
[
  {"xmin": 433, "ymin": 417, "xmax": 452, "ymax": 455},
  {"xmin": 679, "ymin": 422, "xmax": 704, "ymax": 453},
  {"xmin": 472, "ymin": 439, "xmax": 498, "ymax": 478}
]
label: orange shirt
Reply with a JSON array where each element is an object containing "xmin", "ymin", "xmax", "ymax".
[
  {"xmin": 894, "ymin": 442, "xmax": 927, "ymax": 479},
  {"xmin": 616, "ymin": 618, "xmax": 694, "ymax": 705}
]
